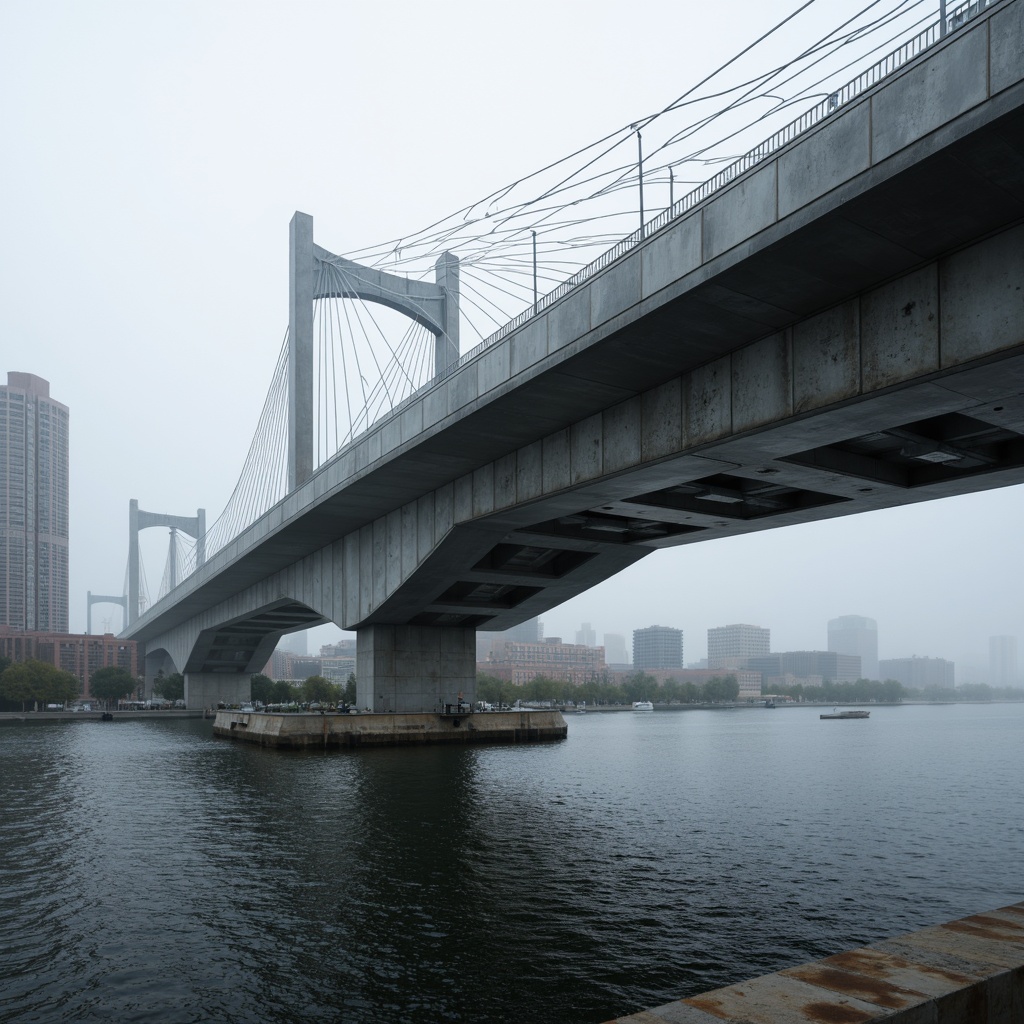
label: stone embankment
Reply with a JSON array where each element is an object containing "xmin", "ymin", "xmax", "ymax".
[{"xmin": 606, "ymin": 902, "xmax": 1024, "ymax": 1023}]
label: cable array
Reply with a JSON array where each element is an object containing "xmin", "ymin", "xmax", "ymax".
[{"xmin": 152, "ymin": 0, "xmax": 994, "ymax": 597}]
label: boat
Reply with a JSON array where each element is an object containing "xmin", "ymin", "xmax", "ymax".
[
  {"xmin": 820, "ymin": 709, "xmax": 870, "ymax": 719},
  {"xmin": 765, "ymin": 699, "xmax": 776, "ymax": 708},
  {"xmin": 632, "ymin": 700, "xmax": 654, "ymax": 712}
]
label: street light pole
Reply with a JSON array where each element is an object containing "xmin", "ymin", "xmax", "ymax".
[
  {"xmin": 531, "ymin": 230, "xmax": 538, "ymax": 313},
  {"xmin": 636, "ymin": 127, "xmax": 645, "ymax": 238}
]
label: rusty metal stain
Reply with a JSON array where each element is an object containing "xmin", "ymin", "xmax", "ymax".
[
  {"xmin": 798, "ymin": 1002, "xmax": 875, "ymax": 1024},
  {"xmin": 782, "ymin": 964, "xmax": 915, "ymax": 1008},
  {"xmin": 825, "ymin": 948, "xmax": 974, "ymax": 987}
]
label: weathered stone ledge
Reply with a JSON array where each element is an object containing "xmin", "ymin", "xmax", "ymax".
[
  {"xmin": 607, "ymin": 902, "xmax": 1024, "ymax": 1023},
  {"xmin": 212, "ymin": 709, "xmax": 567, "ymax": 748}
]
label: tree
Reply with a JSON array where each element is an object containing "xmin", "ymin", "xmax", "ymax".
[
  {"xmin": 152, "ymin": 672, "xmax": 184, "ymax": 701},
  {"xmin": 250, "ymin": 673, "xmax": 275, "ymax": 704},
  {"xmin": 90, "ymin": 666, "xmax": 138, "ymax": 705},
  {"xmin": 302, "ymin": 675, "xmax": 338, "ymax": 703},
  {"xmin": 271, "ymin": 679, "xmax": 295, "ymax": 703},
  {"xmin": 343, "ymin": 673, "xmax": 357, "ymax": 705}
]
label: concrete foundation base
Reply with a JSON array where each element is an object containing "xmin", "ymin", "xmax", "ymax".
[
  {"xmin": 185, "ymin": 672, "xmax": 249, "ymax": 711},
  {"xmin": 212, "ymin": 709, "xmax": 567, "ymax": 748},
  {"xmin": 355, "ymin": 625, "xmax": 476, "ymax": 713}
]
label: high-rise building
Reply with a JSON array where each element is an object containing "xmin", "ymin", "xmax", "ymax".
[
  {"xmin": 878, "ymin": 656, "xmax": 954, "ymax": 690},
  {"xmin": 0, "ymin": 373, "xmax": 69, "ymax": 631},
  {"xmin": 603, "ymin": 632, "xmax": 629, "ymax": 667},
  {"xmin": 988, "ymin": 636, "xmax": 1018, "ymax": 688},
  {"xmin": 707, "ymin": 623, "xmax": 770, "ymax": 669},
  {"xmin": 828, "ymin": 615, "xmax": 878, "ymax": 680},
  {"xmin": 575, "ymin": 622, "xmax": 596, "ymax": 647},
  {"xmin": 633, "ymin": 626, "xmax": 683, "ymax": 670}
]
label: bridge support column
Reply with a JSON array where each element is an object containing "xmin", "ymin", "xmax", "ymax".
[
  {"xmin": 185, "ymin": 673, "xmax": 250, "ymax": 711},
  {"xmin": 356, "ymin": 625, "xmax": 476, "ymax": 713}
]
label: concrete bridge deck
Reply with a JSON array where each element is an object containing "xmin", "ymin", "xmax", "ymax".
[
  {"xmin": 607, "ymin": 901, "xmax": 1024, "ymax": 1024},
  {"xmin": 122, "ymin": 0, "xmax": 1024, "ymax": 712}
]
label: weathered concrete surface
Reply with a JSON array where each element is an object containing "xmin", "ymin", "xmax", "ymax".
[
  {"xmin": 606, "ymin": 902, "xmax": 1024, "ymax": 1024},
  {"xmin": 212, "ymin": 709, "xmax": 567, "ymax": 748},
  {"xmin": 355, "ymin": 623, "xmax": 476, "ymax": 712}
]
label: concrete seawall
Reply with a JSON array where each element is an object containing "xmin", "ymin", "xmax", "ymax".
[
  {"xmin": 212, "ymin": 709, "xmax": 567, "ymax": 748},
  {"xmin": 606, "ymin": 901, "xmax": 1024, "ymax": 1023}
]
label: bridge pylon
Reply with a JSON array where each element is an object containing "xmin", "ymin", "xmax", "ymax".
[
  {"xmin": 287, "ymin": 211, "xmax": 460, "ymax": 491},
  {"xmin": 128, "ymin": 499, "xmax": 206, "ymax": 625},
  {"xmin": 87, "ymin": 591, "xmax": 128, "ymax": 635}
]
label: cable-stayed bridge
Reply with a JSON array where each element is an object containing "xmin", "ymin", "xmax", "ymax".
[{"xmin": 122, "ymin": 0, "xmax": 1024, "ymax": 710}]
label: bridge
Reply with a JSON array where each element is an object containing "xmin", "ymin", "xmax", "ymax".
[{"xmin": 122, "ymin": 0, "xmax": 1024, "ymax": 711}]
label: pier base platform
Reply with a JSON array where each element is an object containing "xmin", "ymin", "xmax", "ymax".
[{"xmin": 213, "ymin": 709, "xmax": 567, "ymax": 749}]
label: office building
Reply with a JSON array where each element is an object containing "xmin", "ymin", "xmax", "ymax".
[
  {"xmin": 603, "ymin": 632, "xmax": 629, "ymax": 667},
  {"xmin": 828, "ymin": 615, "xmax": 878, "ymax": 680},
  {"xmin": 633, "ymin": 626, "xmax": 683, "ymax": 670},
  {"xmin": 746, "ymin": 650, "xmax": 861, "ymax": 686},
  {"xmin": 483, "ymin": 638, "xmax": 605, "ymax": 686},
  {"xmin": 989, "ymin": 636, "xmax": 1018, "ymax": 688},
  {"xmin": 879, "ymin": 656, "xmax": 955, "ymax": 690},
  {"xmin": 707, "ymin": 623, "xmax": 770, "ymax": 670},
  {"xmin": 0, "ymin": 373, "xmax": 69, "ymax": 631}
]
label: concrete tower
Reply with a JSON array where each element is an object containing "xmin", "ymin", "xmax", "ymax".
[
  {"xmin": 828, "ymin": 614, "xmax": 878, "ymax": 680},
  {"xmin": 0, "ymin": 372, "xmax": 69, "ymax": 631}
]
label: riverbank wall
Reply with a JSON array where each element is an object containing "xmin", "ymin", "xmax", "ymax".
[
  {"xmin": 607, "ymin": 901, "xmax": 1024, "ymax": 1023},
  {"xmin": 213, "ymin": 709, "xmax": 567, "ymax": 748}
]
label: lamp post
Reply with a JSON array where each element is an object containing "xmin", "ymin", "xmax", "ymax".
[{"xmin": 635, "ymin": 127, "xmax": 646, "ymax": 238}]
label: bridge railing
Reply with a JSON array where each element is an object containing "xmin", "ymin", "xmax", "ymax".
[{"xmin": 435, "ymin": 0, "xmax": 998, "ymax": 383}]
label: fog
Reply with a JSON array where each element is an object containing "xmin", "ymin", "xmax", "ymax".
[{"xmin": 1, "ymin": 1, "xmax": 1019, "ymax": 682}]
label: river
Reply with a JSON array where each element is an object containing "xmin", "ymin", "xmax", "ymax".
[{"xmin": 2, "ymin": 701, "xmax": 1021, "ymax": 1023}]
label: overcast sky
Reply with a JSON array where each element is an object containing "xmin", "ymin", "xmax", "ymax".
[{"xmin": 1, "ymin": 0, "xmax": 1019, "ymax": 681}]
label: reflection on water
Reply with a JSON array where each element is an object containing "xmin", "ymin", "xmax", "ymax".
[{"xmin": 2, "ymin": 703, "xmax": 1022, "ymax": 1023}]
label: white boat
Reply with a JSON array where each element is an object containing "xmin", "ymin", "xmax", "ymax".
[{"xmin": 632, "ymin": 700, "xmax": 654, "ymax": 712}]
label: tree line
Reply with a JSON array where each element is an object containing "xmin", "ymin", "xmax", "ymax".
[
  {"xmin": 0, "ymin": 658, "xmax": 141, "ymax": 711},
  {"xmin": 249, "ymin": 672, "xmax": 357, "ymax": 706},
  {"xmin": 477, "ymin": 671, "xmax": 741, "ymax": 706}
]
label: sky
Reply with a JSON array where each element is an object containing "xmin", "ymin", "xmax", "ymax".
[{"xmin": 1, "ymin": 0, "xmax": 1020, "ymax": 682}]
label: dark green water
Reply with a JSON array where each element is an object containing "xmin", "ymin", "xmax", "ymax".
[{"xmin": 2, "ymin": 702, "xmax": 1022, "ymax": 1023}]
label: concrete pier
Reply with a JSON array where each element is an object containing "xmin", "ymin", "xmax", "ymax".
[
  {"xmin": 212, "ymin": 708, "xmax": 567, "ymax": 748},
  {"xmin": 606, "ymin": 901, "xmax": 1024, "ymax": 1023}
]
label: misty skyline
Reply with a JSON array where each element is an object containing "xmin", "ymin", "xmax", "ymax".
[{"xmin": 1, "ymin": 1, "xmax": 1020, "ymax": 681}]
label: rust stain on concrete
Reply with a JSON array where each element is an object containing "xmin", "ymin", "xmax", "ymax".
[
  {"xmin": 783, "ymin": 964, "xmax": 914, "ymax": 1008},
  {"xmin": 823, "ymin": 947, "xmax": 972, "ymax": 988},
  {"xmin": 799, "ymin": 1001, "xmax": 874, "ymax": 1023}
]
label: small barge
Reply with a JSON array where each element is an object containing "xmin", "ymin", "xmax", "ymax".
[{"xmin": 820, "ymin": 709, "xmax": 870, "ymax": 720}]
